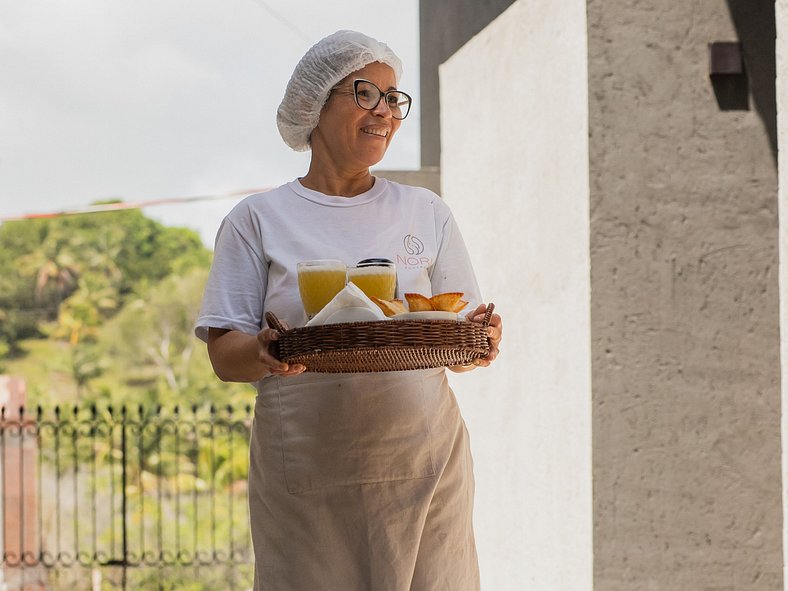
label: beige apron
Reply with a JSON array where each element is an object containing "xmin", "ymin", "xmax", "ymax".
[{"xmin": 248, "ymin": 368, "xmax": 480, "ymax": 590}]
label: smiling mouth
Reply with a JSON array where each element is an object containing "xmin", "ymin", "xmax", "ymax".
[{"xmin": 361, "ymin": 127, "xmax": 389, "ymax": 138}]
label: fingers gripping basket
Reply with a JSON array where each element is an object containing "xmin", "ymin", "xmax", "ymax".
[{"xmin": 265, "ymin": 304, "xmax": 494, "ymax": 373}]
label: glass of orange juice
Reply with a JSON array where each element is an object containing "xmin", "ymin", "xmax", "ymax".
[
  {"xmin": 297, "ymin": 259, "xmax": 347, "ymax": 319},
  {"xmin": 347, "ymin": 258, "xmax": 397, "ymax": 301}
]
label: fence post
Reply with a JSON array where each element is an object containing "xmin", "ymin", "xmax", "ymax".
[
  {"xmin": 0, "ymin": 376, "xmax": 42, "ymax": 590},
  {"xmin": 120, "ymin": 405, "xmax": 128, "ymax": 589}
]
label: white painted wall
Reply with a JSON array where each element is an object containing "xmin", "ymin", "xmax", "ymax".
[
  {"xmin": 778, "ymin": 1, "xmax": 788, "ymax": 588},
  {"xmin": 440, "ymin": 1, "xmax": 592, "ymax": 588}
]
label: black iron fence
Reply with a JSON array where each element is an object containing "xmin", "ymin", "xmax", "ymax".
[{"xmin": 0, "ymin": 404, "xmax": 254, "ymax": 590}]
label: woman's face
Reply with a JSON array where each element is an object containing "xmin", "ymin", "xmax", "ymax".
[{"xmin": 310, "ymin": 61, "xmax": 402, "ymax": 170}]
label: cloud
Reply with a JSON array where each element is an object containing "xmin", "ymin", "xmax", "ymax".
[{"xmin": 0, "ymin": 0, "xmax": 420, "ymax": 237}]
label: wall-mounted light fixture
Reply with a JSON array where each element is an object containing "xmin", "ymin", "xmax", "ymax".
[
  {"xmin": 709, "ymin": 41, "xmax": 743, "ymax": 76},
  {"xmin": 708, "ymin": 41, "xmax": 748, "ymax": 111}
]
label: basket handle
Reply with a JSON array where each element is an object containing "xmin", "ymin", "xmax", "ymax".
[
  {"xmin": 265, "ymin": 311, "xmax": 288, "ymax": 334},
  {"xmin": 264, "ymin": 312, "xmax": 287, "ymax": 360},
  {"xmin": 482, "ymin": 303, "xmax": 495, "ymax": 328}
]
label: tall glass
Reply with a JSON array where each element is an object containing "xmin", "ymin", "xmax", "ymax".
[
  {"xmin": 297, "ymin": 260, "xmax": 347, "ymax": 319},
  {"xmin": 347, "ymin": 259, "xmax": 397, "ymax": 301}
]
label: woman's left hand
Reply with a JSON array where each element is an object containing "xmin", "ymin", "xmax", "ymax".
[{"xmin": 467, "ymin": 303, "xmax": 502, "ymax": 368}]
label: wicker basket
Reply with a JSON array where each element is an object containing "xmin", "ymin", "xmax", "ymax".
[{"xmin": 265, "ymin": 303, "xmax": 494, "ymax": 373}]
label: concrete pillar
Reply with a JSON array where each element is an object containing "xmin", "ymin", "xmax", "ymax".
[
  {"xmin": 418, "ymin": 0, "xmax": 517, "ymax": 169},
  {"xmin": 440, "ymin": 1, "xmax": 592, "ymax": 588},
  {"xmin": 0, "ymin": 376, "xmax": 42, "ymax": 590},
  {"xmin": 588, "ymin": 0, "xmax": 781, "ymax": 588},
  {"xmin": 436, "ymin": 0, "xmax": 781, "ymax": 587},
  {"xmin": 778, "ymin": 0, "xmax": 788, "ymax": 587}
]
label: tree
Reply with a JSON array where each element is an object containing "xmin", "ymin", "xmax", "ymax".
[
  {"xmin": 0, "ymin": 209, "xmax": 211, "ymax": 360},
  {"xmin": 99, "ymin": 266, "xmax": 250, "ymax": 407},
  {"xmin": 52, "ymin": 274, "xmax": 120, "ymax": 346}
]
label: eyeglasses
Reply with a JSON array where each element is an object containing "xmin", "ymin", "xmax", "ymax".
[{"xmin": 332, "ymin": 79, "xmax": 412, "ymax": 120}]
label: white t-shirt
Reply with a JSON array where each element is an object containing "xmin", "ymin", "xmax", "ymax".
[{"xmin": 195, "ymin": 177, "xmax": 482, "ymax": 344}]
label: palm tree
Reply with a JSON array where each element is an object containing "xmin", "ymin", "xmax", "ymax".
[
  {"xmin": 54, "ymin": 275, "xmax": 120, "ymax": 346},
  {"xmin": 19, "ymin": 228, "xmax": 82, "ymax": 303}
]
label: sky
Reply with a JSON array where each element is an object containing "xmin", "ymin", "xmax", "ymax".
[{"xmin": 0, "ymin": 0, "xmax": 420, "ymax": 247}]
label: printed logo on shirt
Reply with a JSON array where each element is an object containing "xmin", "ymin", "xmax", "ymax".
[
  {"xmin": 398, "ymin": 234, "xmax": 432, "ymax": 269},
  {"xmin": 403, "ymin": 234, "xmax": 424, "ymax": 255}
]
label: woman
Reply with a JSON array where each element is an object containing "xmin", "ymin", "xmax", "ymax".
[{"xmin": 195, "ymin": 30, "xmax": 503, "ymax": 590}]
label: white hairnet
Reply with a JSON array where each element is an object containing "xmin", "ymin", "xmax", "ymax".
[{"xmin": 277, "ymin": 30, "xmax": 403, "ymax": 152}]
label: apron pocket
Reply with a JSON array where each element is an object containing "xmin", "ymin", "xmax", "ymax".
[{"xmin": 276, "ymin": 372, "xmax": 436, "ymax": 494}]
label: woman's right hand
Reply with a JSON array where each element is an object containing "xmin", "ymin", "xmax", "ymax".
[
  {"xmin": 256, "ymin": 327, "xmax": 306, "ymax": 377},
  {"xmin": 207, "ymin": 327, "xmax": 305, "ymax": 382}
]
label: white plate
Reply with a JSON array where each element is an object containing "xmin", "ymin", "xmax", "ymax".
[
  {"xmin": 323, "ymin": 306, "xmax": 383, "ymax": 324},
  {"xmin": 393, "ymin": 311, "xmax": 462, "ymax": 321}
]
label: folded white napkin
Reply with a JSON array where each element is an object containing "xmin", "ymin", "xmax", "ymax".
[{"xmin": 306, "ymin": 282, "xmax": 387, "ymax": 326}]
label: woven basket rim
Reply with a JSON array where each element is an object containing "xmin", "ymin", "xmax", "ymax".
[
  {"xmin": 285, "ymin": 317, "xmax": 468, "ymax": 334},
  {"xmin": 264, "ymin": 303, "xmax": 494, "ymax": 373}
]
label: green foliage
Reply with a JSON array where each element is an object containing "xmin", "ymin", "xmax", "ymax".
[
  {"xmin": 96, "ymin": 267, "xmax": 252, "ymax": 408},
  {"xmin": 0, "ymin": 223, "xmax": 51, "ymax": 357},
  {"xmin": 0, "ymin": 208, "xmax": 253, "ymax": 410},
  {"xmin": 2, "ymin": 209, "xmax": 255, "ymax": 588},
  {"xmin": 0, "ymin": 206, "xmax": 210, "ymax": 285}
]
